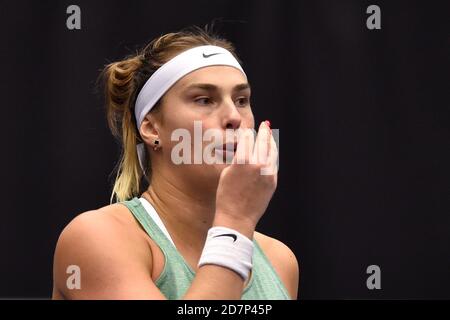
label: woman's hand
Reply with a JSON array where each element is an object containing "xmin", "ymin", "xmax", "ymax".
[{"xmin": 213, "ymin": 121, "xmax": 279, "ymax": 238}]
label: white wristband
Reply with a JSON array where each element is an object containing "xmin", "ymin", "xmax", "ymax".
[{"xmin": 198, "ymin": 226, "xmax": 254, "ymax": 281}]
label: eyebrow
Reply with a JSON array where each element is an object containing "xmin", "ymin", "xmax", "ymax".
[{"xmin": 183, "ymin": 83, "xmax": 251, "ymax": 93}]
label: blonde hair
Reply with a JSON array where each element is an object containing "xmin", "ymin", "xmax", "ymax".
[{"xmin": 99, "ymin": 25, "xmax": 241, "ymax": 203}]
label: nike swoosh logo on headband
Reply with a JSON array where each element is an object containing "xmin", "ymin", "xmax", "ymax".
[
  {"xmin": 213, "ymin": 233, "xmax": 237, "ymax": 242},
  {"xmin": 203, "ymin": 52, "xmax": 223, "ymax": 58}
]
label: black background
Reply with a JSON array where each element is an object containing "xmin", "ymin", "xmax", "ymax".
[{"xmin": 0, "ymin": 0, "xmax": 448, "ymax": 299}]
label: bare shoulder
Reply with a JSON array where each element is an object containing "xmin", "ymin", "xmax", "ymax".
[
  {"xmin": 254, "ymin": 231, "xmax": 300, "ymax": 299},
  {"xmin": 55, "ymin": 203, "xmax": 149, "ymax": 258},
  {"xmin": 52, "ymin": 203, "xmax": 155, "ymax": 299}
]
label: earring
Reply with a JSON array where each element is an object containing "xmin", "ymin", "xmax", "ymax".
[{"xmin": 153, "ymin": 139, "xmax": 160, "ymax": 151}]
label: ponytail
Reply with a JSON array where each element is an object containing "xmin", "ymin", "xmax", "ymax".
[{"xmin": 101, "ymin": 56, "xmax": 146, "ymax": 203}]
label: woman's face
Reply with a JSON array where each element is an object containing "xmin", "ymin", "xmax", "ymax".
[{"xmin": 151, "ymin": 65, "xmax": 254, "ymax": 188}]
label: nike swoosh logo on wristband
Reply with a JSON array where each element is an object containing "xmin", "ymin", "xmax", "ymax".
[{"xmin": 213, "ymin": 233, "xmax": 237, "ymax": 242}]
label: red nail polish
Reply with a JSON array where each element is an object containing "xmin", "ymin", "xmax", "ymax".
[{"xmin": 265, "ymin": 120, "xmax": 271, "ymax": 128}]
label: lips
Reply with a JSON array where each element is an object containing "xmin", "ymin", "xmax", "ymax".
[
  {"xmin": 219, "ymin": 142, "xmax": 237, "ymax": 153},
  {"xmin": 214, "ymin": 142, "xmax": 237, "ymax": 161}
]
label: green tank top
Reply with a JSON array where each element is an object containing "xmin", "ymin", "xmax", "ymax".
[{"xmin": 120, "ymin": 197, "xmax": 291, "ymax": 300}]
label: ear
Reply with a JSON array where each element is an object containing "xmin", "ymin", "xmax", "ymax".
[{"xmin": 139, "ymin": 114, "xmax": 160, "ymax": 145}]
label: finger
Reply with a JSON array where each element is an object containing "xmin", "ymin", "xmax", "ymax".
[
  {"xmin": 261, "ymin": 132, "xmax": 279, "ymax": 175},
  {"xmin": 233, "ymin": 128, "xmax": 255, "ymax": 164},
  {"xmin": 251, "ymin": 121, "xmax": 271, "ymax": 165}
]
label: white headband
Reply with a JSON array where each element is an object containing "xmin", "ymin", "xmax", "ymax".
[{"xmin": 135, "ymin": 45, "xmax": 247, "ymax": 173}]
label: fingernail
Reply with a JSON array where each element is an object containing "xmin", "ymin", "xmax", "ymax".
[{"xmin": 265, "ymin": 120, "xmax": 271, "ymax": 128}]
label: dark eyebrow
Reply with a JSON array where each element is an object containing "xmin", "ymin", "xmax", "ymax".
[{"xmin": 183, "ymin": 83, "xmax": 251, "ymax": 93}]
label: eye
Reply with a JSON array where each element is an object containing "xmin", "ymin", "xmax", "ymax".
[
  {"xmin": 195, "ymin": 97, "xmax": 213, "ymax": 106},
  {"xmin": 236, "ymin": 97, "xmax": 250, "ymax": 107}
]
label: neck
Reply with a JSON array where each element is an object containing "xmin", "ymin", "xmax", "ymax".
[{"xmin": 142, "ymin": 168, "xmax": 218, "ymax": 253}]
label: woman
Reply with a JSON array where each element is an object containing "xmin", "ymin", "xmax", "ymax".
[{"xmin": 52, "ymin": 26, "xmax": 299, "ymax": 300}]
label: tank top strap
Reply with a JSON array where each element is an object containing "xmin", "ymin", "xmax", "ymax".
[{"xmin": 119, "ymin": 197, "xmax": 180, "ymax": 256}]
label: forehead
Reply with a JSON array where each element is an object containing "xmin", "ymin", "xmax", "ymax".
[{"xmin": 175, "ymin": 65, "xmax": 248, "ymax": 90}]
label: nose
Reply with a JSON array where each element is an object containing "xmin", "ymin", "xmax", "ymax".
[{"xmin": 221, "ymin": 99, "xmax": 242, "ymax": 130}]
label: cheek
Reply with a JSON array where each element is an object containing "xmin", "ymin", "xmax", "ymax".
[
  {"xmin": 164, "ymin": 103, "xmax": 205, "ymax": 133},
  {"xmin": 159, "ymin": 108, "xmax": 193, "ymax": 140},
  {"xmin": 242, "ymin": 111, "xmax": 255, "ymax": 129}
]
